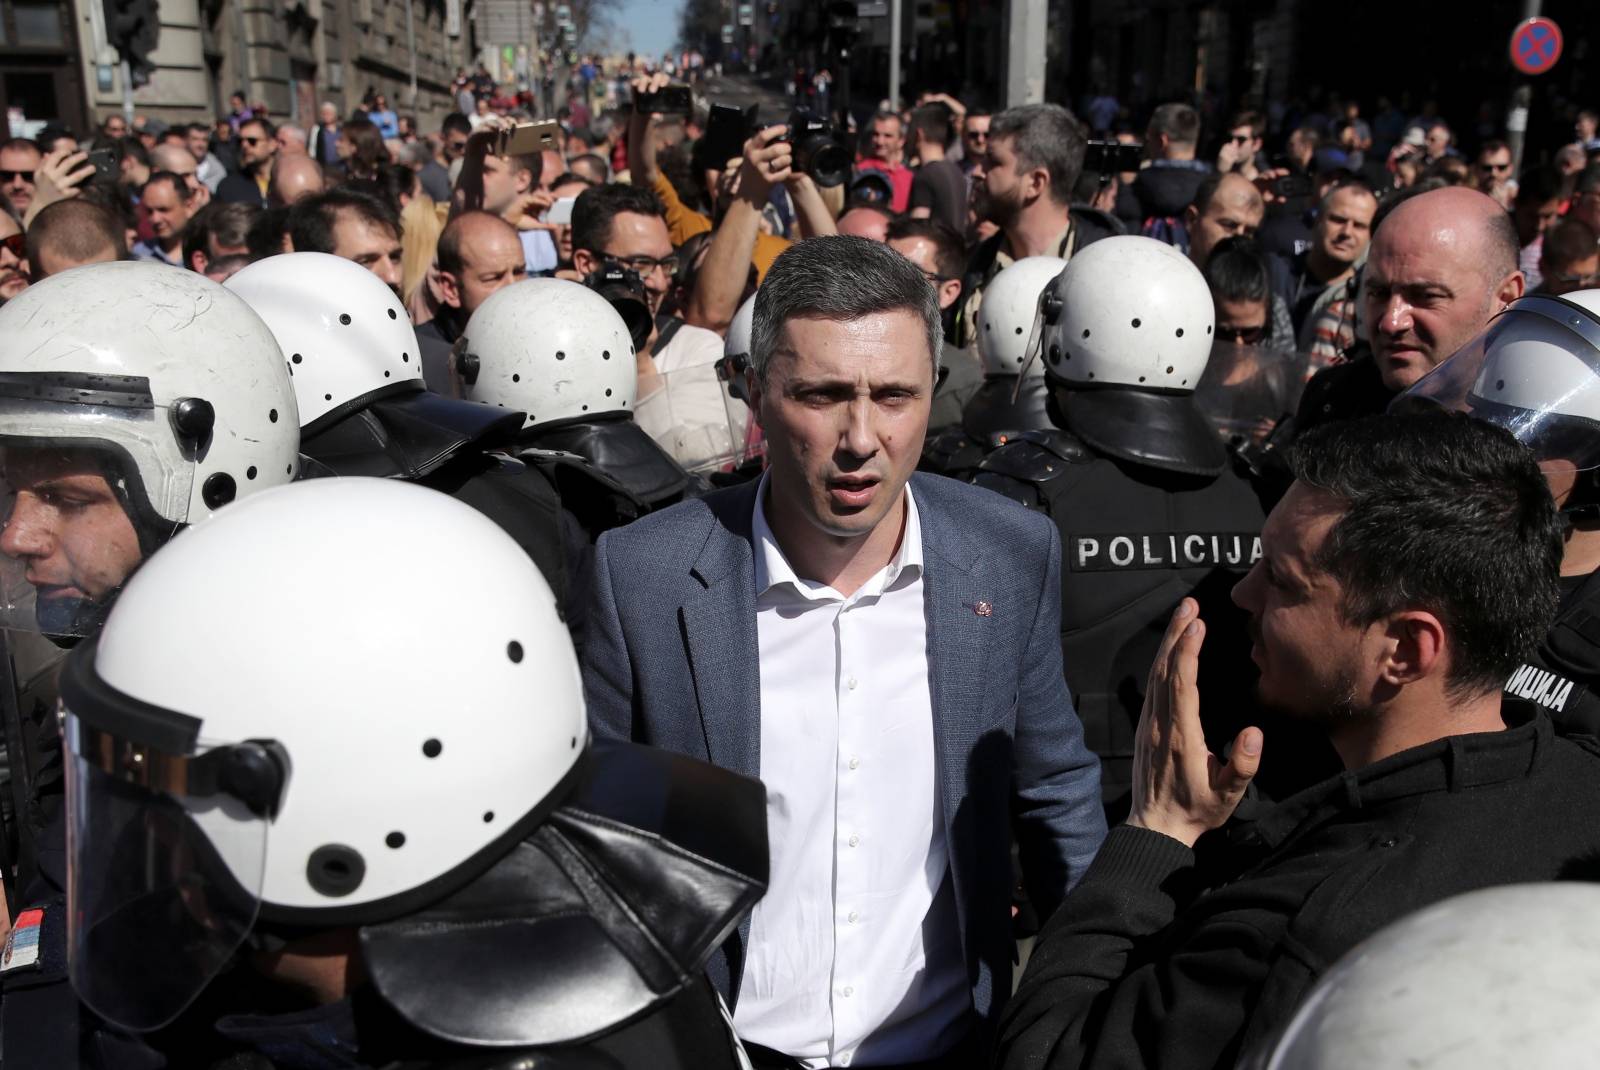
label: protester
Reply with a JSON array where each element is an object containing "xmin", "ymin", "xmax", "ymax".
[
  {"xmin": 1185, "ymin": 171, "xmax": 1264, "ymax": 269},
  {"xmin": 418, "ymin": 211, "xmax": 527, "ymax": 392},
  {"xmin": 908, "ymin": 102, "xmax": 966, "ymax": 233},
  {"xmin": 1284, "ymin": 179, "xmax": 1377, "ymax": 348},
  {"xmin": 995, "ymin": 409, "xmax": 1600, "ymax": 1070},
  {"xmin": 287, "ymin": 187, "xmax": 404, "ymax": 294},
  {"xmin": 217, "ymin": 115, "xmax": 276, "ymax": 206},
  {"xmin": 181, "ymin": 200, "xmax": 256, "ymax": 276},
  {"xmin": 584, "ymin": 235, "xmax": 1105, "ymax": 1068},
  {"xmin": 1536, "ymin": 218, "xmax": 1600, "ymax": 296},
  {"xmin": 0, "ymin": 206, "xmax": 29, "ymax": 303},
  {"xmin": 25, "ymin": 199, "xmax": 126, "ymax": 277},
  {"xmin": 0, "ymin": 139, "xmax": 41, "ymax": 217},
  {"xmin": 1513, "ymin": 166, "xmax": 1570, "ymax": 291},
  {"xmin": 308, "ymin": 101, "xmax": 342, "ymax": 171},
  {"xmin": 131, "ymin": 171, "xmax": 197, "ymax": 266},
  {"xmin": 269, "ymin": 152, "xmax": 324, "ymax": 205},
  {"xmin": 1125, "ymin": 102, "xmax": 1211, "ymax": 244}
]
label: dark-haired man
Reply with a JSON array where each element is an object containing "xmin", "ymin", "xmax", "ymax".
[
  {"xmin": 996, "ymin": 409, "xmax": 1600, "ymax": 1070},
  {"xmin": 1537, "ymin": 218, "xmax": 1600, "ymax": 296},
  {"xmin": 26, "ymin": 199, "xmax": 126, "ymax": 278},
  {"xmin": 1284, "ymin": 180, "xmax": 1377, "ymax": 348},
  {"xmin": 963, "ymin": 102, "xmax": 1088, "ymax": 347},
  {"xmin": 182, "ymin": 200, "xmax": 257, "ymax": 276},
  {"xmin": 217, "ymin": 116, "xmax": 276, "ymax": 207},
  {"xmin": 908, "ymin": 103, "xmax": 966, "ymax": 233},
  {"xmin": 287, "ymin": 187, "xmax": 403, "ymax": 293},
  {"xmin": 584, "ymin": 235, "xmax": 1105, "ymax": 1067},
  {"xmin": 0, "ymin": 138, "xmax": 41, "ymax": 217},
  {"xmin": 887, "ymin": 216, "xmax": 977, "ymax": 431},
  {"xmin": 418, "ymin": 210, "xmax": 527, "ymax": 393},
  {"xmin": 1125, "ymin": 102, "xmax": 1211, "ymax": 243},
  {"xmin": 132, "ymin": 172, "xmax": 197, "ymax": 265},
  {"xmin": 1185, "ymin": 172, "xmax": 1264, "ymax": 269}
]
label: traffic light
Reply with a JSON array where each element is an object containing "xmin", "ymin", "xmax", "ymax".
[{"xmin": 103, "ymin": 0, "xmax": 161, "ymax": 88}]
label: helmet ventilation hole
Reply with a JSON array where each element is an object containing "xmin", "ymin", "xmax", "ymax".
[
  {"xmin": 1166, "ymin": 366, "xmax": 1175, "ymax": 374},
  {"xmin": 1082, "ymin": 329, "xmax": 1090, "ymax": 338},
  {"xmin": 339, "ymin": 313, "xmax": 351, "ymax": 325},
  {"xmin": 512, "ymin": 373, "xmax": 521, "ymax": 383},
  {"xmin": 602, "ymin": 350, "xmax": 611, "ymax": 360},
  {"xmin": 507, "ymin": 640, "xmax": 524, "ymax": 663},
  {"xmin": 1206, "ymin": 325, "xmax": 1213, "ymax": 334},
  {"xmin": 1138, "ymin": 376, "xmax": 1145, "ymax": 382},
  {"xmin": 1131, "ymin": 318, "xmax": 1142, "ymax": 328},
  {"xmin": 401, "ymin": 352, "xmax": 409, "ymax": 363},
  {"xmin": 1014, "ymin": 326, "xmax": 1023, "ymax": 335},
  {"xmin": 605, "ymin": 388, "xmax": 613, "ymax": 396},
  {"xmin": 306, "ymin": 845, "xmax": 365, "ymax": 897},
  {"xmin": 269, "ymin": 409, "xmax": 278, "ymax": 423},
  {"xmin": 292, "ymin": 353, "xmax": 303, "ymax": 364},
  {"xmin": 324, "ymin": 393, "xmax": 332, "ymax": 401},
  {"xmin": 386, "ymin": 831, "xmax": 405, "ymax": 848},
  {"xmin": 387, "ymin": 308, "xmax": 397, "ymax": 320},
  {"xmin": 246, "ymin": 466, "xmax": 257, "ymax": 480},
  {"xmin": 384, "ymin": 371, "xmax": 391, "ymax": 378},
  {"xmin": 1175, "ymin": 328, "xmax": 1184, "ymax": 337},
  {"xmin": 556, "ymin": 350, "xmax": 566, "ymax": 361},
  {"xmin": 1496, "ymin": 379, "xmax": 1506, "ymax": 390},
  {"xmin": 422, "ymin": 738, "xmax": 442, "ymax": 758},
  {"xmin": 483, "ymin": 811, "xmax": 495, "ymax": 823}
]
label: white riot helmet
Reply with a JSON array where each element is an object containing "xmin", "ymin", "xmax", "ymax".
[
  {"xmin": 1403, "ymin": 291, "xmax": 1600, "ymax": 484},
  {"xmin": 1251, "ymin": 884, "xmax": 1600, "ymax": 1069},
  {"xmin": 225, "ymin": 252, "xmax": 422, "ymax": 432},
  {"xmin": 1029, "ymin": 236, "xmax": 1222, "ymax": 474},
  {"xmin": 60, "ymin": 477, "xmax": 589, "ymax": 1031},
  {"xmin": 0, "ymin": 262, "xmax": 299, "ymax": 636},
  {"xmin": 460, "ymin": 278, "xmax": 637, "ymax": 430},
  {"xmin": 726, "ymin": 293, "xmax": 756, "ymax": 368},
  {"xmin": 227, "ymin": 252, "xmax": 524, "ymax": 478},
  {"xmin": 978, "ymin": 256, "xmax": 1067, "ymax": 377}
]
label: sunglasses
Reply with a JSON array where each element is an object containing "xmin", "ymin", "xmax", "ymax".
[
  {"xmin": 1229, "ymin": 133, "xmax": 1254, "ymax": 144},
  {"xmin": 1216, "ymin": 325, "xmax": 1266, "ymax": 345},
  {"xmin": 239, "ymin": 136, "xmax": 266, "ymax": 146},
  {"xmin": 0, "ymin": 169, "xmax": 34, "ymax": 184},
  {"xmin": 0, "ymin": 233, "xmax": 23, "ymax": 258},
  {"xmin": 1479, "ymin": 161, "xmax": 1512, "ymax": 172}
]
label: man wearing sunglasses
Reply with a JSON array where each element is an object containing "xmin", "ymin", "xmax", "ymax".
[
  {"xmin": 0, "ymin": 139, "xmax": 40, "ymax": 217},
  {"xmin": 1536, "ymin": 218, "xmax": 1600, "ymax": 297},
  {"xmin": 216, "ymin": 116, "xmax": 277, "ymax": 208},
  {"xmin": 0, "ymin": 215, "xmax": 29, "ymax": 304},
  {"xmin": 1474, "ymin": 139, "xmax": 1516, "ymax": 210}
]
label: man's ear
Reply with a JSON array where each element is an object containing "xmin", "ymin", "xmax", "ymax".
[
  {"xmin": 938, "ymin": 278, "xmax": 962, "ymax": 311},
  {"xmin": 1376, "ymin": 610, "xmax": 1447, "ymax": 688},
  {"xmin": 572, "ymin": 248, "xmax": 599, "ymax": 276},
  {"xmin": 514, "ymin": 164, "xmax": 535, "ymax": 196},
  {"xmin": 1184, "ymin": 203, "xmax": 1200, "ymax": 231},
  {"xmin": 744, "ymin": 367, "xmax": 765, "ymax": 430},
  {"xmin": 437, "ymin": 270, "xmax": 463, "ymax": 310},
  {"xmin": 1496, "ymin": 269, "xmax": 1527, "ymax": 310},
  {"xmin": 189, "ymin": 249, "xmax": 209, "ymax": 274}
]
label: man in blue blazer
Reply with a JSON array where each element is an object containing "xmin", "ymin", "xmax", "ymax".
[{"xmin": 582, "ymin": 233, "xmax": 1104, "ymax": 1069}]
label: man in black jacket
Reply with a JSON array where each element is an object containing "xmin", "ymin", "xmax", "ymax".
[{"xmin": 995, "ymin": 410, "xmax": 1600, "ymax": 1070}]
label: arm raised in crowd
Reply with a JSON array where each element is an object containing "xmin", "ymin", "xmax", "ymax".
[{"xmin": 787, "ymin": 171, "xmax": 839, "ymax": 241}]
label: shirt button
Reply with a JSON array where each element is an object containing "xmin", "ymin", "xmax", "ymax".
[
  {"xmin": 842, "ymin": 986, "xmax": 854, "ymax": 997},
  {"xmin": 848, "ymin": 756, "xmax": 860, "ymax": 770},
  {"xmin": 846, "ymin": 676, "xmax": 859, "ymax": 690},
  {"xmin": 847, "ymin": 910, "xmax": 859, "ymax": 923},
  {"xmin": 848, "ymin": 834, "xmax": 860, "ymax": 847}
]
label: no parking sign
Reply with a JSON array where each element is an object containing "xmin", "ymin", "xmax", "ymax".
[{"xmin": 1510, "ymin": 17, "xmax": 1563, "ymax": 76}]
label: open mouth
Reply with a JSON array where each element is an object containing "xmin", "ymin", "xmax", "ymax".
[{"xmin": 826, "ymin": 475, "xmax": 880, "ymax": 510}]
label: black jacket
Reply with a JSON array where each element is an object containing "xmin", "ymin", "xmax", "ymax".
[
  {"xmin": 215, "ymin": 170, "xmax": 268, "ymax": 208},
  {"xmin": 1291, "ymin": 345, "xmax": 1393, "ymax": 438},
  {"xmin": 994, "ymin": 704, "xmax": 1600, "ymax": 1070},
  {"xmin": 1120, "ymin": 161, "xmax": 1211, "ymax": 233}
]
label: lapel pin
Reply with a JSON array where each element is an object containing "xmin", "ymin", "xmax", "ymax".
[{"xmin": 973, "ymin": 601, "xmax": 993, "ymax": 617}]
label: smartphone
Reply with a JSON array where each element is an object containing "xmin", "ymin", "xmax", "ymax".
[
  {"xmin": 1273, "ymin": 174, "xmax": 1313, "ymax": 199},
  {"xmin": 495, "ymin": 120, "xmax": 561, "ymax": 157},
  {"xmin": 86, "ymin": 147, "xmax": 119, "ymax": 182},
  {"xmin": 1083, "ymin": 139, "xmax": 1143, "ymax": 175},
  {"xmin": 546, "ymin": 196, "xmax": 576, "ymax": 226},
  {"xmin": 636, "ymin": 84, "xmax": 693, "ymax": 116},
  {"xmin": 704, "ymin": 103, "xmax": 758, "ymax": 167}
]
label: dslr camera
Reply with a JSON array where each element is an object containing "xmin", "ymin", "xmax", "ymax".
[
  {"xmin": 583, "ymin": 261, "xmax": 654, "ymax": 350},
  {"xmin": 778, "ymin": 110, "xmax": 851, "ymax": 189}
]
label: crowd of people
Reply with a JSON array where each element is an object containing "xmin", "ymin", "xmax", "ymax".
[{"xmin": 2, "ymin": 57, "xmax": 1600, "ymax": 1068}]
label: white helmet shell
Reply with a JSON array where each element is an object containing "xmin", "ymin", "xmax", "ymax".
[
  {"xmin": 0, "ymin": 261, "xmax": 299, "ymax": 525},
  {"xmin": 1038, "ymin": 236, "xmax": 1215, "ymax": 393},
  {"xmin": 726, "ymin": 294, "xmax": 757, "ymax": 363},
  {"xmin": 1402, "ymin": 291, "xmax": 1600, "ymax": 471},
  {"xmin": 978, "ymin": 256, "xmax": 1067, "ymax": 377},
  {"xmin": 1255, "ymin": 883, "xmax": 1600, "ymax": 1069},
  {"xmin": 226, "ymin": 252, "xmax": 423, "ymax": 432},
  {"xmin": 461, "ymin": 278, "xmax": 637, "ymax": 429},
  {"xmin": 86, "ymin": 477, "xmax": 587, "ymax": 916}
]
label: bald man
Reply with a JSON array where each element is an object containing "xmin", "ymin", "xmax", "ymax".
[
  {"xmin": 271, "ymin": 154, "xmax": 324, "ymax": 206},
  {"xmin": 25, "ymin": 199, "xmax": 126, "ymax": 278},
  {"xmin": 1185, "ymin": 172, "xmax": 1264, "ymax": 268},
  {"xmin": 416, "ymin": 211, "xmax": 527, "ymax": 394},
  {"xmin": 1292, "ymin": 186, "xmax": 1524, "ymax": 438},
  {"xmin": 836, "ymin": 203, "xmax": 892, "ymax": 242}
]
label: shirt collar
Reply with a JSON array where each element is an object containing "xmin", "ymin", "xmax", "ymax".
[{"xmin": 752, "ymin": 470, "xmax": 923, "ymax": 602}]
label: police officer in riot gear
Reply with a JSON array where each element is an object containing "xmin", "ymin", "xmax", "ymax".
[
  {"xmin": 1402, "ymin": 289, "xmax": 1600, "ymax": 734},
  {"xmin": 226, "ymin": 253, "xmax": 589, "ymax": 619},
  {"xmin": 0, "ymin": 262, "xmax": 302, "ymax": 1066},
  {"xmin": 57, "ymin": 477, "xmax": 767, "ymax": 1067},
  {"xmin": 922, "ymin": 256, "xmax": 1064, "ymax": 476},
  {"xmin": 460, "ymin": 277, "xmax": 715, "ymax": 538},
  {"xmin": 972, "ymin": 236, "xmax": 1333, "ymax": 814}
]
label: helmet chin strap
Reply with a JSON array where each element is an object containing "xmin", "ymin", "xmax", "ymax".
[{"xmin": 39, "ymin": 588, "xmax": 119, "ymax": 649}]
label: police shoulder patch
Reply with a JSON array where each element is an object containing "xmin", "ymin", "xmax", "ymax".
[{"xmin": 1069, "ymin": 531, "xmax": 1263, "ymax": 572}]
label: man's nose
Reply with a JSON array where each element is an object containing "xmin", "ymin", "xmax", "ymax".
[
  {"xmin": 1378, "ymin": 295, "xmax": 1412, "ymax": 336},
  {"xmin": 840, "ymin": 397, "xmax": 878, "ymax": 458},
  {"xmin": 1, "ymin": 499, "xmax": 52, "ymax": 560},
  {"xmin": 372, "ymin": 257, "xmax": 401, "ymax": 288},
  {"xmin": 1231, "ymin": 562, "xmax": 1261, "ymax": 612}
]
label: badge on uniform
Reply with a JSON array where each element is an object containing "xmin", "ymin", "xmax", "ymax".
[{"xmin": 0, "ymin": 908, "xmax": 44, "ymax": 972}]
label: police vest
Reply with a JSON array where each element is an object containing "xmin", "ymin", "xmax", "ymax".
[
  {"xmin": 973, "ymin": 429, "xmax": 1332, "ymax": 812},
  {"xmin": 1504, "ymin": 568, "xmax": 1600, "ymax": 736}
]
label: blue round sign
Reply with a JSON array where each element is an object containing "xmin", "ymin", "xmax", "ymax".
[{"xmin": 1510, "ymin": 17, "xmax": 1563, "ymax": 76}]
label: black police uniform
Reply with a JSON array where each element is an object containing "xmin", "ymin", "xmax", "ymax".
[
  {"xmin": 1289, "ymin": 342, "xmax": 1393, "ymax": 439},
  {"xmin": 1504, "ymin": 568, "xmax": 1600, "ymax": 735},
  {"xmin": 921, "ymin": 375, "xmax": 1053, "ymax": 478},
  {"xmin": 973, "ymin": 385, "xmax": 1337, "ymax": 817},
  {"xmin": 515, "ymin": 416, "xmax": 707, "ymax": 541}
]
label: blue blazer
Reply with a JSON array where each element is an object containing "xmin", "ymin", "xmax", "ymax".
[{"xmin": 581, "ymin": 472, "xmax": 1106, "ymax": 1033}]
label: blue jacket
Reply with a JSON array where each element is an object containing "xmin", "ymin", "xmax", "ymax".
[{"xmin": 581, "ymin": 472, "xmax": 1106, "ymax": 1033}]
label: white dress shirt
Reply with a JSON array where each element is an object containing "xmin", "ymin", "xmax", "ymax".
[{"xmin": 734, "ymin": 476, "xmax": 970, "ymax": 1067}]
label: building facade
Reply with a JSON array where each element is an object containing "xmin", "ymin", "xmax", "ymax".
[{"xmin": 0, "ymin": 0, "xmax": 481, "ymax": 138}]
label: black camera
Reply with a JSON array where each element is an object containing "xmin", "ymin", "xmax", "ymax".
[
  {"xmin": 1083, "ymin": 139, "xmax": 1143, "ymax": 177},
  {"xmin": 779, "ymin": 109, "xmax": 851, "ymax": 189},
  {"xmin": 634, "ymin": 84, "xmax": 692, "ymax": 116},
  {"xmin": 583, "ymin": 262, "xmax": 654, "ymax": 350}
]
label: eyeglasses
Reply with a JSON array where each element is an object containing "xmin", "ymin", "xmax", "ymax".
[
  {"xmin": 0, "ymin": 233, "xmax": 24, "ymax": 258},
  {"xmin": 920, "ymin": 269, "xmax": 952, "ymax": 284},
  {"xmin": 602, "ymin": 252, "xmax": 679, "ymax": 277},
  {"xmin": 1216, "ymin": 325, "xmax": 1266, "ymax": 345},
  {"xmin": 0, "ymin": 170, "xmax": 34, "ymax": 184}
]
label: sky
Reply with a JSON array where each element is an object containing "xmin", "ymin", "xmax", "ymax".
[{"xmin": 611, "ymin": 0, "xmax": 681, "ymax": 58}]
